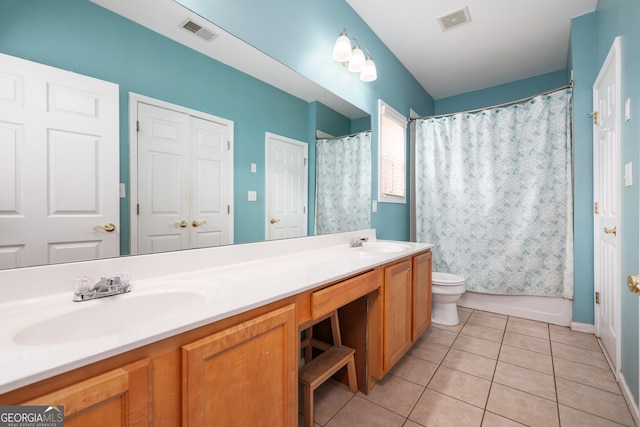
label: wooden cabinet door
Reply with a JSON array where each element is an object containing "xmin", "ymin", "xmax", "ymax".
[
  {"xmin": 22, "ymin": 358, "xmax": 150, "ymax": 427},
  {"xmin": 412, "ymin": 251, "xmax": 432, "ymax": 341},
  {"xmin": 182, "ymin": 304, "xmax": 297, "ymax": 427},
  {"xmin": 383, "ymin": 259, "xmax": 413, "ymax": 373}
]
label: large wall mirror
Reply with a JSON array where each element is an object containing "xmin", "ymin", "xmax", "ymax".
[{"xmin": 0, "ymin": 0, "xmax": 371, "ymax": 270}]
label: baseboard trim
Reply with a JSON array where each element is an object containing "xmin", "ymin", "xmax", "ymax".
[
  {"xmin": 618, "ymin": 371, "xmax": 639, "ymax": 427},
  {"xmin": 570, "ymin": 322, "xmax": 595, "ymax": 334}
]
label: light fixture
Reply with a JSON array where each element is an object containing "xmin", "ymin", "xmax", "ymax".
[{"xmin": 332, "ymin": 28, "xmax": 377, "ymax": 82}]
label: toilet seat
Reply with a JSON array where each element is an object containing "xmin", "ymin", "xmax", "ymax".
[{"xmin": 432, "ymin": 272, "xmax": 465, "ymax": 285}]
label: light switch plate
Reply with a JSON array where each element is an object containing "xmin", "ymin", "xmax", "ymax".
[
  {"xmin": 119, "ymin": 183, "xmax": 126, "ymax": 198},
  {"xmin": 248, "ymin": 190, "xmax": 257, "ymax": 201},
  {"xmin": 251, "ymin": 163, "xmax": 257, "ymax": 173},
  {"xmin": 372, "ymin": 200, "xmax": 378, "ymax": 213},
  {"xmin": 624, "ymin": 162, "xmax": 633, "ymax": 187}
]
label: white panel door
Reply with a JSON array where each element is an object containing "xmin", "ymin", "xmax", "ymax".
[
  {"xmin": 136, "ymin": 100, "xmax": 232, "ymax": 254},
  {"xmin": 593, "ymin": 37, "xmax": 621, "ymax": 373},
  {"xmin": 0, "ymin": 53, "xmax": 119, "ymax": 269},
  {"xmin": 265, "ymin": 133, "xmax": 308, "ymax": 240},
  {"xmin": 137, "ymin": 103, "xmax": 190, "ymax": 254},
  {"xmin": 189, "ymin": 116, "xmax": 231, "ymax": 248}
]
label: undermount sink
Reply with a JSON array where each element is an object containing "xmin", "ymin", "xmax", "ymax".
[
  {"xmin": 13, "ymin": 288, "xmax": 210, "ymax": 346},
  {"xmin": 354, "ymin": 242, "xmax": 411, "ymax": 253}
]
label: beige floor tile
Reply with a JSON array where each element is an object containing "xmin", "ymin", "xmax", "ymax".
[
  {"xmin": 493, "ymin": 361, "xmax": 556, "ymax": 401},
  {"xmin": 482, "ymin": 411, "xmax": 527, "ymax": 426},
  {"xmin": 420, "ymin": 326, "xmax": 459, "ymax": 347},
  {"xmin": 551, "ymin": 341, "xmax": 610, "ymax": 370},
  {"xmin": 486, "ymin": 383, "xmax": 559, "ymax": 427},
  {"xmin": 431, "ymin": 320, "xmax": 465, "ymax": 333},
  {"xmin": 389, "ymin": 354, "xmax": 439, "ymax": 386},
  {"xmin": 458, "ymin": 306, "xmax": 473, "ymax": 323},
  {"xmin": 401, "ymin": 420, "xmax": 424, "ymax": 427},
  {"xmin": 297, "ymin": 411, "xmax": 321, "ymax": 427},
  {"xmin": 428, "ymin": 366, "xmax": 491, "ymax": 408},
  {"xmin": 558, "ymin": 404, "xmax": 629, "ymax": 427},
  {"xmin": 306, "ymin": 380, "xmax": 354, "ymax": 425},
  {"xmin": 325, "ymin": 395, "xmax": 405, "ymax": 427},
  {"xmin": 441, "ymin": 347, "xmax": 497, "ymax": 380},
  {"xmin": 556, "ymin": 378, "xmax": 635, "ymax": 426},
  {"xmin": 553, "ymin": 356, "xmax": 621, "ymax": 394},
  {"xmin": 498, "ymin": 345, "xmax": 553, "ymax": 375},
  {"xmin": 409, "ymin": 389, "xmax": 484, "ymax": 427},
  {"xmin": 549, "ymin": 327, "xmax": 601, "ymax": 351},
  {"xmin": 468, "ymin": 312, "xmax": 508, "ymax": 330},
  {"xmin": 502, "ymin": 331, "xmax": 551, "ymax": 355},
  {"xmin": 473, "ymin": 310, "xmax": 508, "ymax": 320},
  {"xmin": 461, "ymin": 323, "xmax": 505, "ymax": 343},
  {"xmin": 508, "ymin": 315, "xmax": 548, "ymax": 328},
  {"xmin": 362, "ymin": 374, "xmax": 424, "ymax": 417},
  {"xmin": 453, "ymin": 334, "xmax": 502, "ymax": 359},
  {"xmin": 408, "ymin": 339, "xmax": 450, "ymax": 364},
  {"xmin": 505, "ymin": 319, "xmax": 549, "ymax": 339}
]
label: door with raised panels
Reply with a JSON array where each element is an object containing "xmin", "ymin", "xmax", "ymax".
[{"xmin": 0, "ymin": 53, "xmax": 119, "ymax": 268}]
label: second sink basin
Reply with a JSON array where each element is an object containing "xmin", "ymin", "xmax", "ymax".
[
  {"xmin": 13, "ymin": 288, "xmax": 210, "ymax": 346},
  {"xmin": 354, "ymin": 242, "xmax": 411, "ymax": 253}
]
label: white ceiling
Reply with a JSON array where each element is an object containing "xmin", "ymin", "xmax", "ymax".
[
  {"xmin": 92, "ymin": 0, "xmax": 597, "ymax": 113},
  {"xmin": 346, "ymin": 0, "xmax": 597, "ymax": 99}
]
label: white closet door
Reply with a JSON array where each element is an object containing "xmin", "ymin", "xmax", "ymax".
[
  {"xmin": 136, "ymin": 101, "xmax": 232, "ymax": 254},
  {"xmin": 137, "ymin": 103, "xmax": 191, "ymax": 254},
  {"xmin": 0, "ymin": 53, "xmax": 119, "ymax": 269}
]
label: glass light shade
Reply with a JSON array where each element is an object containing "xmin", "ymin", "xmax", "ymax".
[
  {"xmin": 360, "ymin": 57, "xmax": 377, "ymax": 82},
  {"xmin": 332, "ymin": 31, "xmax": 352, "ymax": 62},
  {"xmin": 348, "ymin": 46, "xmax": 366, "ymax": 72}
]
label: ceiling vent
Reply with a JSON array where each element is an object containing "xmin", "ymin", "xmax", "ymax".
[
  {"xmin": 438, "ymin": 6, "xmax": 472, "ymax": 31},
  {"xmin": 180, "ymin": 18, "xmax": 219, "ymax": 42}
]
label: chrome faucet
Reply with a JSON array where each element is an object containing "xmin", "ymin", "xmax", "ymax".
[
  {"xmin": 73, "ymin": 274, "xmax": 131, "ymax": 302},
  {"xmin": 349, "ymin": 237, "xmax": 369, "ymax": 248}
]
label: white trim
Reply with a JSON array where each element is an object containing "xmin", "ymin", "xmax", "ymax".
[
  {"xmin": 570, "ymin": 322, "xmax": 595, "ymax": 334},
  {"xmin": 618, "ymin": 371, "xmax": 640, "ymax": 427},
  {"xmin": 592, "ymin": 36, "xmax": 622, "ymax": 378},
  {"xmin": 128, "ymin": 92, "xmax": 234, "ymax": 254}
]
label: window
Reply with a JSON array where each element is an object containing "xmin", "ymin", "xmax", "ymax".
[{"xmin": 378, "ymin": 99, "xmax": 407, "ymax": 204}]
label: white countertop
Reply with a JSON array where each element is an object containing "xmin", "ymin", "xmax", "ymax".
[{"xmin": 0, "ymin": 230, "xmax": 432, "ymax": 393}]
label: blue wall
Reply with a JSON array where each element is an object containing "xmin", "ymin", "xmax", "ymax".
[
  {"xmin": 0, "ymin": 0, "xmax": 343, "ymax": 249},
  {"xmin": 594, "ymin": 0, "xmax": 640, "ymax": 405},
  {"xmin": 177, "ymin": 0, "xmax": 436, "ymax": 241}
]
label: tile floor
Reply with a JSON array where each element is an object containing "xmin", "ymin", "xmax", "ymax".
[{"xmin": 299, "ymin": 307, "xmax": 636, "ymax": 427}]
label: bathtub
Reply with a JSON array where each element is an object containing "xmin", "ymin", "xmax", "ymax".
[{"xmin": 458, "ymin": 291, "xmax": 572, "ymax": 326}]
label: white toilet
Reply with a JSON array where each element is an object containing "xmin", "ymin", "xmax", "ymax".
[{"xmin": 431, "ymin": 272, "xmax": 466, "ymax": 326}]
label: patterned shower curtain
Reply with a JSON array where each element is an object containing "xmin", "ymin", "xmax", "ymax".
[
  {"xmin": 315, "ymin": 132, "xmax": 371, "ymax": 234},
  {"xmin": 414, "ymin": 89, "xmax": 573, "ymax": 298}
]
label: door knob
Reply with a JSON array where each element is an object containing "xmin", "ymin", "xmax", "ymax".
[
  {"xmin": 175, "ymin": 221, "xmax": 188, "ymax": 228},
  {"xmin": 604, "ymin": 226, "xmax": 617, "ymax": 236},
  {"xmin": 93, "ymin": 223, "xmax": 116, "ymax": 232},
  {"xmin": 192, "ymin": 220, "xmax": 206, "ymax": 227},
  {"xmin": 628, "ymin": 275, "xmax": 640, "ymax": 295},
  {"xmin": 270, "ymin": 218, "xmax": 280, "ymax": 224}
]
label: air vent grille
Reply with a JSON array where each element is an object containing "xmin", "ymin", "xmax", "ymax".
[
  {"xmin": 180, "ymin": 19, "xmax": 219, "ymax": 42},
  {"xmin": 438, "ymin": 7, "xmax": 472, "ymax": 31}
]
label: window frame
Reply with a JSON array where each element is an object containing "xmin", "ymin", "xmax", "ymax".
[{"xmin": 377, "ymin": 99, "xmax": 407, "ymax": 204}]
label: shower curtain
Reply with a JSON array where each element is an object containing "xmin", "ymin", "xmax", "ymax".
[
  {"xmin": 414, "ymin": 89, "xmax": 573, "ymax": 298},
  {"xmin": 315, "ymin": 132, "xmax": 371, "ymax": 234}
]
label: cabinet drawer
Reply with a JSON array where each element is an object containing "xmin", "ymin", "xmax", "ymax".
[{"xmin": 312, "ymin": 269, "xmax": 380, "ymax": 319}]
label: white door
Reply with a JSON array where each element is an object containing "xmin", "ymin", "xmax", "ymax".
[
  {"xmin": 0, "ymin": 53, "xmax": 119, "ymax": 269},
  {"xmin": 265, "ymin": 133, "xmax": 308, "ymax": 240},
  {"xmin": 593, "ymin": 37, "xmax": 621, "ymax": 373},
  {"xmin": 134, "ymin": 98, "xmax": 233, "ymax": 254}
]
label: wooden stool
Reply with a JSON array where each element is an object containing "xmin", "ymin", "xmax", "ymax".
[{"xmin": 298, "ymin": 311, "xmax": 357, "ymax": 427}]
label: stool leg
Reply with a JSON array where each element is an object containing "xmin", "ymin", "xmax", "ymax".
[
  {"xmin": 346, "ymin": 357, "xmax": 358, "ymax": 393},
  {"xmin": 303, "ymin": 384, "xmax": 313, "ymax": 427}
]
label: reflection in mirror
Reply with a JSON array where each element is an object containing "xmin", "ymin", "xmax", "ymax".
[{"xmin": 0, "ymin": 0, "xmax": 370, "ymax": 270}]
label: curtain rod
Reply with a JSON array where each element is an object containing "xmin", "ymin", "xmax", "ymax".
[
  {"xmin": 409, "ymin": 81, "xmax": 574, "ymax": 122},
  {"xmin": 315, "ymin": 129, "xmax": 371, "ymax": 141}
]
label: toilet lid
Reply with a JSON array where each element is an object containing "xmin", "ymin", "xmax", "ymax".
[{"xmin": 432, "ymin": 272, "xmax": 466, "ymax": 285}]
